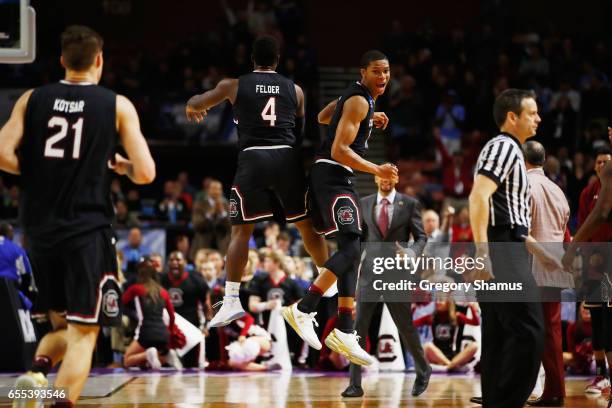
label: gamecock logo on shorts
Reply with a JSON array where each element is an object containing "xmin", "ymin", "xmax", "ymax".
[
  {"xmin": 229, "ymin": 199, "xmax": 238, "ymax": 218},
  {"xmin": 102, "ymin": 289, "xmax": 120, "ymax": 318},
  {"xmin": 337, "ymin": 206, "xmax": 354, "ymax": 225}
]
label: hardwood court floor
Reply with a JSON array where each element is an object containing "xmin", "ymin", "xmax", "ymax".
[{"xmin": 0, "ymin": 371, "xmax": 609, "ymax": 407}]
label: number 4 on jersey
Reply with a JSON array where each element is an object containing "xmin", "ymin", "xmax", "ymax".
[{"xmin": 261, "ymin": 97, "xmax": 277, "ymax": 126}]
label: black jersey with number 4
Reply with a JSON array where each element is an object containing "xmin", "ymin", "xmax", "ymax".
[
  {"xmin": 233, "ymin": 71, "xmax": 298, "ymax": 150},
  {"xmin": 20, "ymin": 81, "xmax": 118, "ymax": 250},
  {"xmin": 317, "ymin": 82, "xmax": 374, "ymax": 161}
]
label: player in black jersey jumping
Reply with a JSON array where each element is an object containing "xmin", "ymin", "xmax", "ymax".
[
  {"xmin": 0, "ymin": 26, "xmax": 155, "ymax": 407},
  {"xmin": 282, "ymin": 50, "xmax": 397, "ymax": 367},
  {"xmin": 185, "ymin": 36, "xmax": 329, "ymax": 328}
]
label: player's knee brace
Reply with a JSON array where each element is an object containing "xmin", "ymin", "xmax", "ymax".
[{"xmin": 323, "ymin": 233, "xmax": 361, "ymax": 278}]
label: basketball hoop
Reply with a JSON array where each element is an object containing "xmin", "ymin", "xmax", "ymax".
[{"xmin": 0, "ymin": 0, "xmax": 36, "ymax": 64}]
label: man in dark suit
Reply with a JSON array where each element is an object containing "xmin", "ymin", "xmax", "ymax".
[{"xmin": 342, "ymin": 175, "xmax": 431, "ymax": 398}]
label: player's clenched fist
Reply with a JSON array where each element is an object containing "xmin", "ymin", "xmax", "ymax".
[
  {"xmin": 376, "ymin": 162, "xmax": 398, "ymax": 182},
  {"xmin": 373, "ymin": 111, "xmax": 389, "ymax": 129}
]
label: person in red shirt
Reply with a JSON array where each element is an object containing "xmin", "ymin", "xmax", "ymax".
[
  {"xmin": 451, "ymin": 206, "xmax": 474, "ymax": 243},
  {"xmin": 573, "ymin": 146, "xmax": 612, "ymax": 395},
  {"xmin": 577, "ymin": 147, "xmax": 612, "ymax": 243},
  {"xmin": 435, "ymin": 132, "xmax": 473, "ymax": 203},
  {"xmin": 563, "ymin": 129, "xmax": 612, "ymax": 406},
  {"xmin": 451, "ymin": 206, "xmax": 473, "ymax": 260}
]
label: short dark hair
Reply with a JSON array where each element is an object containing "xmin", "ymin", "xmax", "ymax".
[
  {"xmin": 61, "ymin": 25, "xmax": 104, "ymax": 71},
  {"xmin": 360, "ymin": 50, "xmax": 388, "ymax": 69},
  {"xmin": 0, "ymin": 223, "xmax": 14, "ymax": 240},
  {"xmin": 169, "ymin": 250, "xmax": 185, "ymax": 260},
  {"xmin": 175, "ymin": 234, "xmax": 190, "ymax": 247},
  {"xmin": 594, "ymin": 146, "xmax": 612, "ymax": 159},
  {"xmin": 522, "ymin": 140, "xmax": 546, "ymax": 166},
  {"xmin": 493, "ymin": 88, "xmax": 537, "ymax": 128},
  {"xmin": 252, "ymin": 35, "xmax": 279, "ymax": 67}
]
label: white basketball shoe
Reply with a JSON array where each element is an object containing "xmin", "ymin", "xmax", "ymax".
[
  {"xmin": 324, "ymin": 329, "xmax": 375, "ymax": 367},
  {"xmin": 281, "ymin": 302, "xmax": 322, "ymax": 350}
]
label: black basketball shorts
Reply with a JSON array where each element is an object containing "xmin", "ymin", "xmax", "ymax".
[
  {"xmin": 308, "ymin": 160, "xmax": 362, "ymax": 237},
  {"xmin": 30, "ymin": 227, "xmax": 122, "ymax": 326},
  {"xmin": 230, "ymin": 146, "xmax": 308, "ymax": 225}
]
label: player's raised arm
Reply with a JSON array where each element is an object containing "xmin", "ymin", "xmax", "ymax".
[
  {"xmin": 185, "ymin": 78, "xmax": 239, "ymax": 123},
  {"xmin": 112, "ymin": 94, "xmax": 156, "ymax": 184},
  {"xmin": 330, "ymin": 96, "xmax": 397, "ymax": 180},
  {"xmin": 0, "ymin": 90, "xmax": 33, "ymax": 175},
  {"xmin": 317, "ymin": 98, "xmax": 338, "ymax": 125}
]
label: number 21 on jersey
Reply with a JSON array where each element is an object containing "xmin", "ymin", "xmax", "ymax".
[
  {"xmin": 44, "ymin": 116, "xmax": 83, "ymax": 159},
  {"xmin": 261, "ymin": 97, "xmax": 276, "ymax": 126}
]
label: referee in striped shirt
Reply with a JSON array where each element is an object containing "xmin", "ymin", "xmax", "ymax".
[{"xmin": 469, "ymin": 89, "xmax": 545, "ymax": 408}]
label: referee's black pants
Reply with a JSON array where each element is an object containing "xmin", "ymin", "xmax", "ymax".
[{"xmin": 479, "ymin": 226, "xmax": 544, "ymax": 408}]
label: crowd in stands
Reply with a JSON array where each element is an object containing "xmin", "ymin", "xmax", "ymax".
[
  {"xmin": 376, "ymin": 20, "xmax": 612, "ymax": 228},
  {"xmin": 1, "ymin": 13, "xmax": 611, "ymax": 227},
  {"xmin": 0, "ymin": 0, "xmax": 318, "ymax": 145}
]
